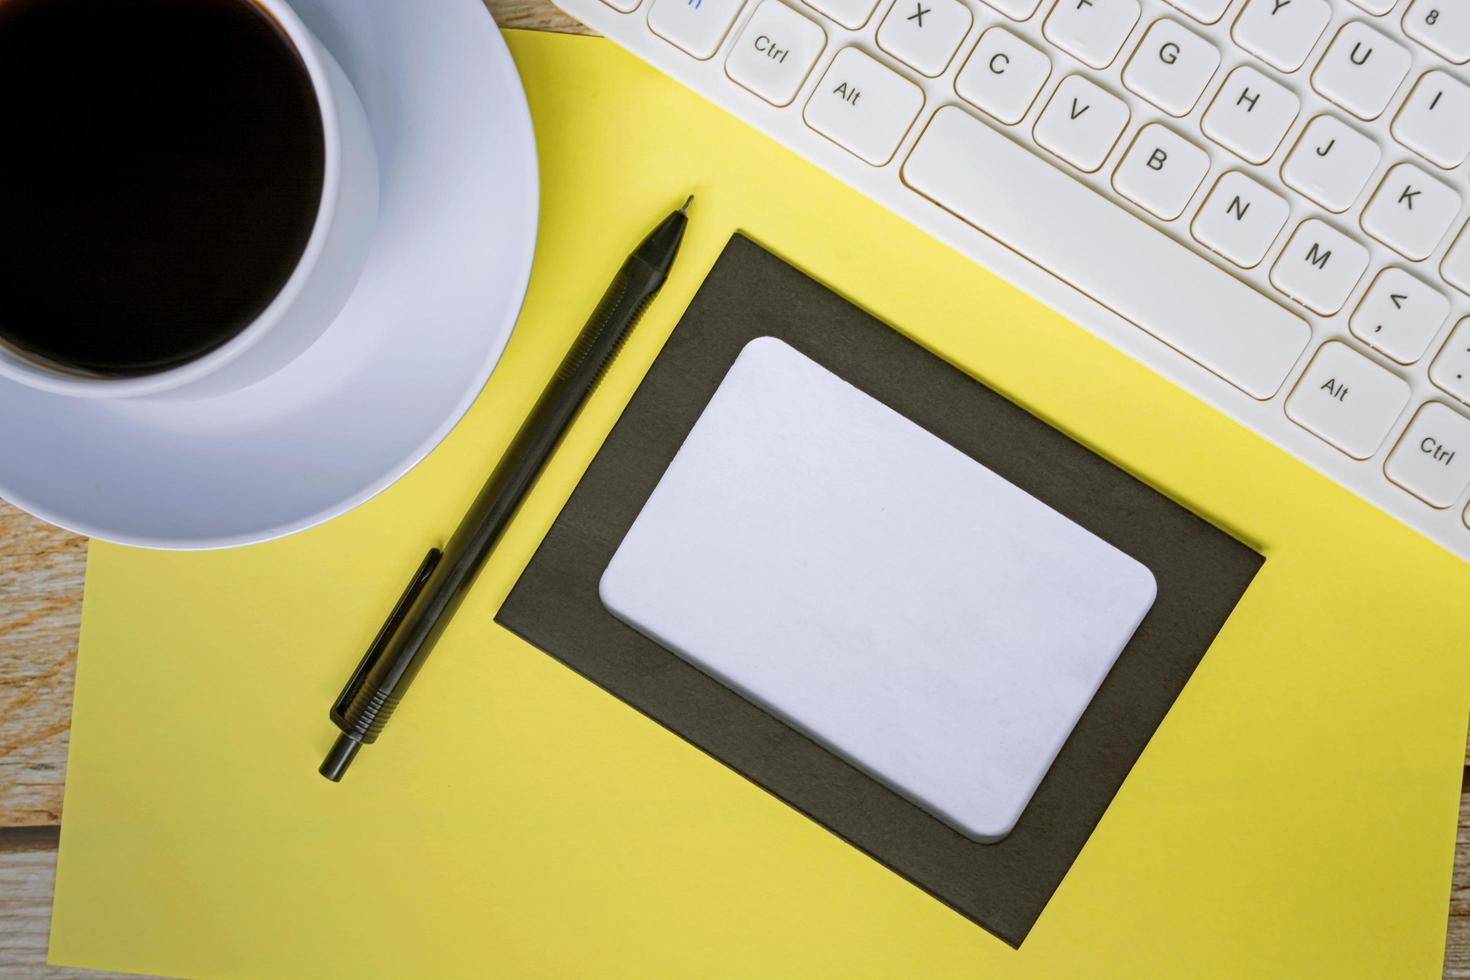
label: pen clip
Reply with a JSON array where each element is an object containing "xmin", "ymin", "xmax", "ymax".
[{"xmin": 330, "ymin": 546, "xmax": 443, "ymax": 730}]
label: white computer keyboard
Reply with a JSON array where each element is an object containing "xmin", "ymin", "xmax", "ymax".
[{"xmin": 551, "ymin": 0, "xmax": 1470, "ymax": 561}]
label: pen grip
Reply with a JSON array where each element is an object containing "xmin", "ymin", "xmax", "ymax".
[
  {"xmin": 555, "ymin": 259, "xmax": 657, "ymax": 392},
  {"xmin": 341, "ymin": 685, "xmax": 400, "ymax": 741}
]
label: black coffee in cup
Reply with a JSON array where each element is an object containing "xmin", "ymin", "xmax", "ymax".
[{"xmin": 0, "ymin": 0, "xmax": 326, "ymax": 377}]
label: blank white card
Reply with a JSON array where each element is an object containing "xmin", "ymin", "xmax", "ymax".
[{"xmin": 600, "ymin": 338, "xmax": 1156, "ymax": 842}]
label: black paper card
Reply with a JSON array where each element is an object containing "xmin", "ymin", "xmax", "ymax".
[{"xmin": 496, "ymin": 234, "xmax": 1262, "ymax": 946}]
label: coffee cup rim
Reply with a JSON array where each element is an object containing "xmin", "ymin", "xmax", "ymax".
[{"xmin": 0, "ymin": 0, "xmax": 349, "ymax": 400}]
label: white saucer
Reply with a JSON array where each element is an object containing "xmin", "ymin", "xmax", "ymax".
[{"xmin": 0, "ymin": 0, "xmax": 537, "ymax": 549}]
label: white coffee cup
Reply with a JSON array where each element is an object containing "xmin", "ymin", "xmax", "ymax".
[{"xmin": 0, "ymin": 0, "xmax": 378, "ymax": 400}]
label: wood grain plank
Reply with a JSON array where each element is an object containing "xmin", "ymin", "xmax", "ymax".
[
  {"xmin": 1446, "ymin": 775, "xmax": 1470, "ymax": 978},
  {"xmin": 0, "ymin": 502, "xmax": 85, "ymax": 827},
  {"xmin": 481, "ymin": 0, "xmax": 594, "ymax": 33}
]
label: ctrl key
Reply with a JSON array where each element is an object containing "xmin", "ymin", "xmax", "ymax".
[
  {"xmin": 726, "ymin": 1, "xmax": 826, "ymax": 106},
  {"xmin": 1386, "ymin": 402, "xmax": 1470, "ymax": 509}
]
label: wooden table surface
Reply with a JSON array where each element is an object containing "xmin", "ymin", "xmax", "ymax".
[{"xmin": 2, "ymin": 4, "xmax": 1469, "ymax": 976}]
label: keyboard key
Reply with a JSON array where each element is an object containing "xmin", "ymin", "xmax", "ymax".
[
  {"xmin": 1347, "ymin": 0, "xmax": 1395, "ymax": 13},
  {"xmin": 1122, "ymin": 19, "xmax": 1220, "ymax": 117},
  {"xmin": 1285, "ymin": 341, "xmax": 1410, "ymax": 459},
  {"xmin": 1112, "ymin": 123, "xmax": 1209, "ymax": 220},
  {"xmin": 803, "ymin": 0, "xmax": 879, "ymax": 29},
  {"xmin": 649, "ymin": 0, "xmax": 747, "ymax": 58},
  {"xmin": 1403, "ymin": 0, "xmax": 1470, "ymax": 63},
  {"xmin": 1271, "ymin": 219, "xmax": 1370, "ymax": 314},
  {"xmin": 1043, "ymin": 0, "xmax": 1141, "ymax": 69},
  {"xmin": 1202, "ymin": 65, "xmax": 1300, "ymax": 164},
  {"xmin": 1232, "ymin": 0, "xmax": 1330, "ymax": 73},
  {"xmin": 1431, "ymin": 317, "xmax": 1470, "ymax": 405},
  {"xmin": 726, "ymin": 1, "xmax": 827, "ymax": 106},
  {"xmin": 1361, "ymin": 162, "xmax": 1462, "ymax": 261},
  {"xmin": 1351, "ymin": 268, "xmax": 1451, "ymax": 364},
  {"xmin": 979, "ymin": 0, "xmax": 1042, "ymax": 19},
  {"xmin": 602, "ymin": 0, "xmax": 642, "ymax": 15},
  {"xmin": 1386, "ymin": 402, "xmax": 1470, "ymax": 507},
  {"xmin": 1446, "ymin": 223, "xmax": 1470, "ymax": 296},
  {"xmin": 1163, "ymin": 0, "xmax": 1229, "ymax": 25},
  {"xmin": 877, "ymin": 0, "xmax": 972, "ymax": 76},
  {"xmin": 1280, "ymin": 115, "xmax": 1382, "ymax": 213},
  {"xmin": 955, "ymin": 27, "xmax": 1052, "ymax": 124},
  {"xmin": 1191, "ymin": 170, "xmax": 1290, "ymax": 268},
  {"xmin": 1392, "ymin": 71, "xmax": 1470, "ymax": 169},
  {"xmin": 1312, "ymin": 21, "xmax": 1412, "ymax": 120},
  {"xmin": 902, "ymin": 106, "xmax": 1310, "ymax": 399},
  {"xmin": 1033, "ymin": 74, "xmax": 1130, "ymax": 172},
  {"xmin": 804, "ymin": 47, "xmax": 924, "ymax": 165}
]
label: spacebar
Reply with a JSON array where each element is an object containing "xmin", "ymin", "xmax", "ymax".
[{"xmin": 901, "ymin": 106, "xmax": 1310, "ymax": 400}]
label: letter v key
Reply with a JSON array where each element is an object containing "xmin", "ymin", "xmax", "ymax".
[{"xmin": 1034, "ymin": 75, "xmax": 1131, "ymax": 172}]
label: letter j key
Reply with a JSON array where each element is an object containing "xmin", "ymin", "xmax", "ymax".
[{"xmin": 1281, "ymin": 115, "xmax": 1382, "ymax": 213}]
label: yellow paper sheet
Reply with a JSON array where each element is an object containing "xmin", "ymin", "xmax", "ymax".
[{"xmin": 50, "ymin": 30, "xmax": 1470, "ymax": 978}]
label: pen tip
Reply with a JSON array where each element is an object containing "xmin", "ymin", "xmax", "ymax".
[{"xmin": 680, "ymin": 195, "xmax": 693, "ymax": 215}]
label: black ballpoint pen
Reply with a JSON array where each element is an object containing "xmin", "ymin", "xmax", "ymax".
[{"xmin": 319, "ymin": 195, "xmax": 692, "ymax": 781}]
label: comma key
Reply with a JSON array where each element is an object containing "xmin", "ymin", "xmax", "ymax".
[{"xmin": 1350, "ymin": 268, "xmax": 1450, "ymax": 365}]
